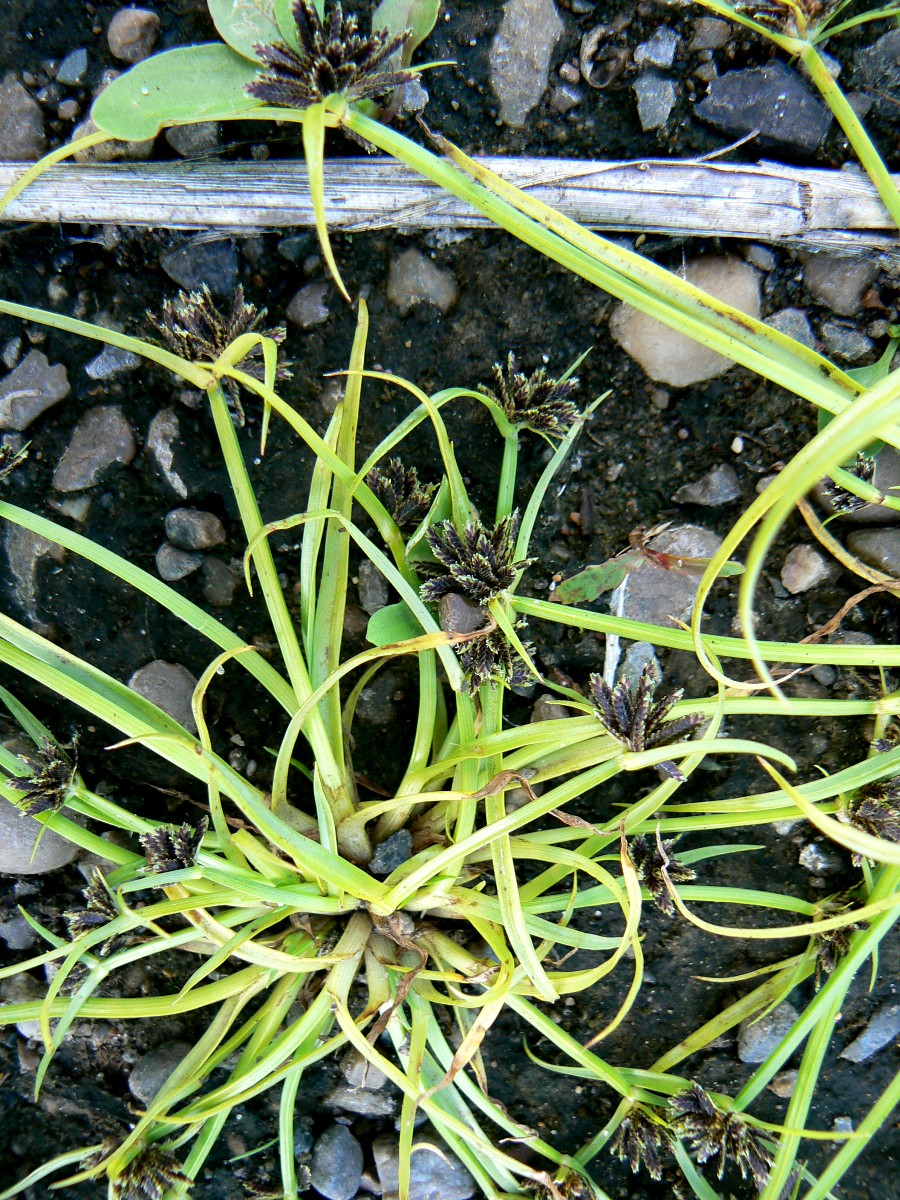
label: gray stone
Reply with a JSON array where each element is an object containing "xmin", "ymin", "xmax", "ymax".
[
  {"xmin": 107, "ymin": 7, "xmax": 161, "ymax": 63},
  {"xmin": 156, "ymin": 542, "xmax": 203, "ymax": 582},
  {"xmin": 358, "ymin": 560, "xmax": 390, "ymax": 615},
  {"xmin": 5, "ymin": 523, "xmax": 65, "ymax": 620},
  {"xmin": 373, "ymin": 1133, "xmax": 476, "ymax": 1200},
  {"xmin": 531, "ymin": 693, "xmax": 570, "ymax": 723},
  {"xmin": 165, "ymin": 121, "xmax": 221, "ymax": 158},
  {"xmin": 690, "ymin": 17, "xmax": 730, "ymax": 51},
  {"xmin": 387, "ymin": 249, "xmax": 458, "ymax": 316},
  {"xmin": 548, "ymin": 83, "xmax": 582, "ymax": 114},
  {"xmin": 846, "ymin": 528, "xmax": 900, "ymax": 577},
  {"xmin": 854, "ymin": 30, "xmax": 900, "ymax": 115},
  {"xmin": 286, "ymin": 281, "xmax": 330, "ymax": 328},
  {"xmin": 0, "ymin": 73, "xmax": 45, "ymax": 161},
  {"xmin": 768, "ymin": 1069, "xmax": 799, "ymax": 1098},
  {"xmin": 696, "ymin": 62, "xmax": 831, "ymax": 155},
  {"xmin": 634, "ymin": 28, "xmax": 678, "ymax": 69},
  {"xmin": 2, "ymin": 337, "xmax": 22, "ymax": 370},
  {"xmin": 737, "ymin": 1001, "xmax": 800, "ymax": 1063},
  {"xmin": 0, "ymin": 351, "xmax": 70, "ymax": 431},
  {"xmin": 71, "ymin": 116, "xmax": 155, "ymax": 162},
  {"xmin": 160, "ymin": 239, "xmax": 238, "ymax": 298},
  {"xmin": 0, "ymin": 795, "xmax": 79, "ymax": 875},
  {"xmin": 341, "ymin": 1047, "xmax": 388, "ymax": 1090},
  {"xmin": 0, "ymin": 912, "xmax": 36, "ymax": 949},
  {"xmin": 802, "ymin": 253, "xmax": 879, "ymax": 317},
  {"xmin": 438, "ymin": 592, "xmax": 487, "ymax": 635},
  {"xmin": 819, "ymin": 320, "xmax": 874, "ymax": 363},
  {"xmin": 146, "ymin": 409, "xmax": 189, "ymax": 498},
  {"xmin": 165, "ymin": 508, "xmax": 226, "ymax": 551},
  {"xmin": 369, "ymin": 830, "xmax": 412, "ymax": 876},
  {"xmin": 673, "ymin": 462, "xmax": 741, "ymax": 506},
  {"xmin": 57, "ymin": 49, "xmax": 89, "ymax": 86},
  {"xmin": 0, "ymin": 973, "xmax": 45, "ymax": 1037},
  {"xmin": 780, "ymin": 544, "xmax": 837, "ymax": 594},
  {"xmin": 745, "ymin": 244, "xmax": 776, "ymax": 272},
  {"xmin": 129, "ymin": 1041, "xmax": 192, "ymax": 1104},
  {"xmin": 620, "ymin": 642, "xmax": 661, "ymax": 692},
  {"xmin": 401, "ymin": 78, "xmax": 429, "ymax": 114},
  {"xmin": 53, "ymin": 405, "xmax": 135, "ymax": 492},
  {"xmin": 201, "ymin": 557, "xmax": 240, "ymax": 607},
  {"xmin": 277, "ymin": 234, "xmax": 313, "ymax": 264},
  {"xmin": 355, "ymin": 672, "xmax": 402, "ymax": 727},
  {"xmin": 325, "ymin": 1082, "xmax": 398, "ymax": 1117},
  {"xmin": 798, "ymin": 841, "xmax": 844, "ymax": 875},
  {"xmin": 128, "ymin": 661, "xmax": 198, "ymax": 734},
  {"xmin": 840, "ymin": 1004, "xmax": 900, "ymax": 1063},
  {"xmin": 813, "ymin": 447, "xmax": 900, "ymax": 526},
  {"xmin": 767, "ymin": 307, "xmax": 816, "ymax": 350},
  {"xmin": 633, "ymin": 72, "xmax": 678, "ymax": 131},
  {"xmin": 617, "ymin": 524, "xmax": 723, "ymax": 628},
  {"xmin": 309, "ymin": 1124, "xmax": 364, "ymax": 1200},
  {"xmin": 610, "ymin": 256, "xmax": 760, "ymax": 386},
  {"xmin": 489, "ymin": 0, "xmax": 564, "ymax": 128},
  {"xmin": 85, "ymin": 344, "xmax": 142, "ymax": 381}
]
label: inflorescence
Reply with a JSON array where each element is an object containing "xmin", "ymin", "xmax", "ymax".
[
  {"xmin": 367, "ymin": 457, "xmax": 436, "ymax": 529},
  {"xmin": 669, "ymin": 1083, "xmax": 773, "ymax": 1193},
  {"xmin": 629, "ymin": 832, "xmax": 696, "ymax": 915},
  {"xmin": 139, "ymin": 818, "xmax": 208, "ymax": 876},
  {"xmin": 479, "ymin": 353, "xmax": 581, "ymax": 440},
  {"xmin": 6, "ymin": 737, "xmax": 77, "ymax": 816}
]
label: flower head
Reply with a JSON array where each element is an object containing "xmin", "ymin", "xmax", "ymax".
[
  {"xmin": 148, "ymin": 285, "xmax": 289, "ymax": 426},
  {"xmin": 112, "ymin": 1147, "xmax": 191, "ymax": 1200},
  {"xmin": 479, "ymin": 353, "xmax": 581, "ymax": 439},
  {"xmin": 6, "ymin": 737, "xmax": 77, "ymax": 816},
  {"xmin": 589, "ymin": 662, "xmax": 703, "ymax": 781},
  {"xmin": 140, "ymin": 818, "xmax": 208, "ymax": 877},
  {"xmin": 367, "ymin": 458, "xmax": 436, "ymax": 529},
  {"xmin": 837, "ymin": 777, "xmax": 900, "ymax": 865},
  {"xmin": 246, "ymin": 0, "xmax": 414, "ymax": 110},
  {"xmin": 420, "ymin": 513, "xmax": 533, "ymax": 605},
  {"xmin": 629, "ymin": 832, "xmax": 696, "ymax": 916},
  {"xmin": 819, "ymin": 452, "xmax": 877, "ymax": 515},
  {"xmin": 64, "ymin": 870, "xmax": 127, "ymax": 955},
  {"xmin": 670, "ymin": 1083, "xmax": 772, "ymax": 1192},
  {"xmin": 610, "ymin": 1106, "xmax": 668, "ymax": 1181},
  {"xmin": 457, "ymin": 626, "xmax": 533, "ymax": 693}
]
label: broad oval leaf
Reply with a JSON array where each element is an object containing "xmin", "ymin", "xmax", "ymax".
[
  {"xmin": 366, "ymin": 601, "xmax": 424, "ymax": 646},
  {"xmin": 91, "ymin": 45, "xmax": 264, "ymax": 141},
  {"xmin": 209, "ymin": 0, "xmax": 281, "ymax": 61},
  {"xmin": 372, "ymin": 0, "xmax": 440, "ymax": 65},
  {"xmin": 274, "ymin": 0, "xmax": 302, "ymax": 50}
]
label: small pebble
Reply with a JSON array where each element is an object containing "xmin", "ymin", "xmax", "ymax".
[
  {"xmin": 798, "ymin": 841, "xmax": 844, "ymax": 875},
  {"xmin": 164, "ymin": 122, "xmax": 221, "ymax": 158},
  {"xmin": 309, "ymin": 1124, "xmax": 364, "ymax": 1200},
  {"xmin": 0, "ymin": 73, "xmax": 46, "ymax": 161},
  {"xmin": 846, "ymin": 528, "xmax": 900, "ymax": 577},
  {"xmin": 387, "ymin": 249, "xmax": 458, "ymax": 316},
  {"xmin": 768, "ymin": 1069, "xmax": 798, "ymax": 1098},
  {"xmin": 341, "ymin": 1048, "xmax": 388, "ymax": 1090},
  {"xmin": 56, "ymin": 49, "xmax": 89, "ymax": 86},
  {"xmin": 0, "ymin": 794, "xmax": 79, "ymax": 875},
  {"xmin": 0, "ymin": 350, "xmax": 69, "ymax": 431},
  {"xmin": 128, "ymin": 661, "xmax": 199, "ymax": 733},
  {"xmin": 840, "ymin": 1004, "xmax": 900, "ymax": 1063},
  {"xmin": 819, "ymin": 320, "xmax": 874, "ymax": 363},
  {"xmin": 107, "ymin": 8, "xmax": 161, "ymax": 63},
  {"xmin": 201, "ymin": 557, "xmax": 240, "ymax": 607},
  {"xmin": 780, "ymin": 544, "xmax": 837, "ymax": 594},
  {"xmin": 156, "ymin": 542, "xmax": 203, "ymax": 582},
  {"xmin": 53, "ymin": 405, "xmax": 135, "ymax": 492},
  {"xmin": 368, "ymin": 830, "xmax": 412, "ymax": 876},
  {"xmin": 164, "ymin": 508, "xmax": 226, "ymax": 551},
  {"xmin": 286, "ymin": 281, "xmax": 330, "ymax": 328},
  {"xmin": 489, "ymin": 0, "xmax": 564, "ymax": 127},
  {"xmin": 766, "ymin": 307, "xmax": 816, "ymax": 350},
  {"xmin": 802, "ymin": 252, "xmax": 879, "ymax": 317},
  {"xmin": 357, "ymin": 560, "xmax": 390, "ymax": 615},
  {"xmin": 85, "ymin": 344, "xmax": 142, "ymax": 381},
  {"xmin": 146, "ymin": 408, "xmax": 189, "ymax": 499},
  {"xmin": 373, "ymin": 1133, "xmax": 475, "ymax": 1200},
  {"xmin": 737, "ymin": 1001, "xmax": 799, "ymax": 1063},
  {"xmin": 632, "ymin": 71, "xmax": 678, "ymax": 131},
  {"xmin": 634, "ymin": 28, "xmax": 678, "ymax": 70},
  {"xmin": 672, "ymin": 462, "xmax": 741, "ymax": 506},
  {"xmin": 129, "ymin": 1041, "xmax": 192, "ymax": 1105}
]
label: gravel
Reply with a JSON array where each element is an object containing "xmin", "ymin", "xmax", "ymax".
[
  {"xmin": 0, "ymin": 73, "xmax": 45, "ymax": 161},
  {"xmin": 128, "ymin": 661, "xmax": 199, "ymax": 734},
  {"xmin": 129, "ymin": 1041, "xmax": 192, "ymax": 1105},
  {"xmin": 0, "ymin": 350, "xmax": 70, "ymax": 431},
  {"xmin": 695, "ymin": 61, "xmax": 832, "ymax": 154},
  {"xmin": 373, "ymin": 1133, "xmax": 476, "ymax": 1200},
  {"xmin": 107, "ymin": 7, "xmax": 161, "ymax": 63},
  {"xmin": 489, "ymin": 0, "xmax": 563, "ymax": 127},
  {"xmin": 672, "ymin": 462, "xmax": 741, "ymax": 506},
  {"xmin": 164, "ymin": 508, "xmax": 226, "ymax": 551},
  {"xmin": 737, "ymin": 1001, "xmax": 800, "ymax": 1063},
  {"xmin": 52, "ymin": 405, "xmax": 136, "ymax": 492},
  {"xmin": 309, "ymin": 1124, "xmax": 364, "ymax": 1200},
  {"xmin": 387, "ymin": 249, "xmax": 458, "ymax": 316},
  {"xmin": 160, "ymin": 239, "xmax": 239, "ymax": 298}
]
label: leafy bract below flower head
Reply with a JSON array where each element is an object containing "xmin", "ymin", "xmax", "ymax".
[
  {"xmin": 589, "ymin": 661, "xmax": 703, "ymax": 781},
  {"xmin": 367, "ymin": 457, "xmax": 436, "ymax": 529},
  {"xmin": 6, "ymin": 737, "xmax": 77, "ymax": 816},
  {"xmin": 148, "ymin": 285, "xmax": 289, "ymax": 427},
  {"xmin": 479, "ymin": 353, "xmax": 581, "ymax": 439},
  {"xmin": 421, "ymin": 513, "xmax": 533, "ymax": 605},
  {"xmin": 246, "ymin": 0, "xmax": 415, "ymax": 110},
  {"xmin": 670, "ymin": 1083, "xmax": 773, "ymax": 1192}
]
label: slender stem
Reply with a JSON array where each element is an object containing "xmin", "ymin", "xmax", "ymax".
[{"xmin": 495, "ymin": 431, "xmax": 519, "ymax": 523}]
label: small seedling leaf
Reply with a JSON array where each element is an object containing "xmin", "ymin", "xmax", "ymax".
[
  {"xmin": 91, "ymin": 45, "xmax": 263, "ymax": 141},
  {"xmin": 372, "ymin": 0, "xmax": 440, "ymax": 64},
  {"xmin": 208, "ymin": 0, "xmax": 281, "ymax": 61},
  {"xmin": 366, "ymin": 601, "xmax": 424, "ymax": 646},
  {"xmin": 551, "ymin": 559, "xmax": 630, "ymax": 604}
]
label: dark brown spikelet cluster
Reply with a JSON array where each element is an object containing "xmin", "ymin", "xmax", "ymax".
[
  {"xmin": 6, "ymin": 737, "xmax": 76, "ymax": 816},
  {"xmin": 112, "ymin": 1147, "xmax": 191, "ymax": 1200},
  {"xmin": 736, "ymin": 0, "xmax": 838, "ymax": 33},
  {"xmin": 367, "ymin": 458, "xmax": 436, "ymax": 529},
  {"xmin": 819, "ymin": 452, "xmax": 877, "ymax": 515},
  {"xmin": 421, "ymin": 513, "xmax": 533, "ymax": 605},
  {"xmin": 670, "ymin": 1084, "xmax": 773, "ymax": 1193},
  {"xmin": 873, "ymin": 721, "xmax": 900, "ymax": 754},
  {"xmin": 629, "ymin": 832, "xmax": 696, "ymax": 916},
  {"xmin": 479, "ymin": 353, "xmax": 581, "ymax": 439},
  {"xmin": 65, "ymin": 870, "xmax": 120, "ymax": 945},
  {"xmin": 610, "ymin": 1106, "xmax": 668, "ymax": 1181},
  {"xmin": 148, "ymin": 285, "xmax": 289, "ymax": 427},
  {"xmin": 458, "ymin": 626, "xmax": 533, "ymax": 693},
  {"xmin": 246, "ymin": 0, "xmax": 414, "ymax": 110},
  {"xmin": 140, "ymin": 817, "xmax": 208, "ymax": 877},
  {"xmin": 589, "ymin": 662, "xmax": 703, "ymax": 782},
  {"xmin": 837, "ymin": 777, "xmax": 900, "ymax": 865},
  {"xmin": 0, "ymin": 440, "xmax": 29, "ymax": 480}
]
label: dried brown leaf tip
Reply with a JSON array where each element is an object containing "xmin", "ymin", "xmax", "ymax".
[
  {"xmin": 246, "ymin": 0, "xmax": 414, "ymax": 111},
  {"xmin": 421, "ymin": 513, "xmax": 533, "ymax": 605},
  {"xmin": 630, "ymin": 832, "xmax": 696, "ymax": 916},
  {"xmin": 479, "ymin": 353, "xmax": 581, "ymax": 440},
  {"xmin": 6, "ymin": 737, "xmax": 77, "ymax": 816},
  {"xmin": 112, "ymin": 1146, "xmax": 191, "ymax": 1200},
  {"xmin": 367, "ymin": 457, "xmax": 436, "ymax": 529},
  {"xmin": 140, "ymin": 817, "xmax": 208, "ymax": 876},
  {"xmin": 589, "ymin": 662, "xmax": 703, "ymax": 781},
  {"xmin": 148, "ymin": 284, "xmax": 289, "ymax": 426},
  {"xmin": 670, "ymin": 1083, "xmax": 773, "ymax": 1193},
  {"xmin": 610, "ymin": 1105, "xmax": 668, "ymax": 1181},
  {"xmin": 837, "ymin": 777, "xmax": 900, "ymax": 865},
  {"xmin": 819, "ymin": 452, "xmax": 877, "ymax": 515}
]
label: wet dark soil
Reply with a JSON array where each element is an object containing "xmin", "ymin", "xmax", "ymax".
[{"xmin": 1, "ymin": 2, "xmax": 900, "ymax": 1199}]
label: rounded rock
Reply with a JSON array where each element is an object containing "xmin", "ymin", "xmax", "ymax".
[
  {"xmin": 309, "ymin": 1124, "xmax": 363, "ymax": 1200},
  {"xmin": 737, "ymin": 1001, "xmax": 800, "ymax": 1063},
  {"xmin": 128, "ymin": 661, "xmax": 199, "ymax": 733},
  {"xmin": 0, "ymin": 795, "xmax": 79, "ymax": 875},
  {"xmin": 846, "ymin": 528, "xmax": 900, "ymax": 577},
  {"xmin": 164, "ymin": 508, "xmax": 226, "ymax": 551},
  {"xmin": 129, "ymin": 1040, "xmax": 192, "ymax": 1105},
  {"xmin": 156, "ymin": 542, "xmax": 203, "ymax": 582},
  {"xmin": 108, "ymin": 8, "xmax": 161, "ymax": 63},
  {"xmin": 780, "ymin": 544, "xmax": 837, "ymax": 594}
]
